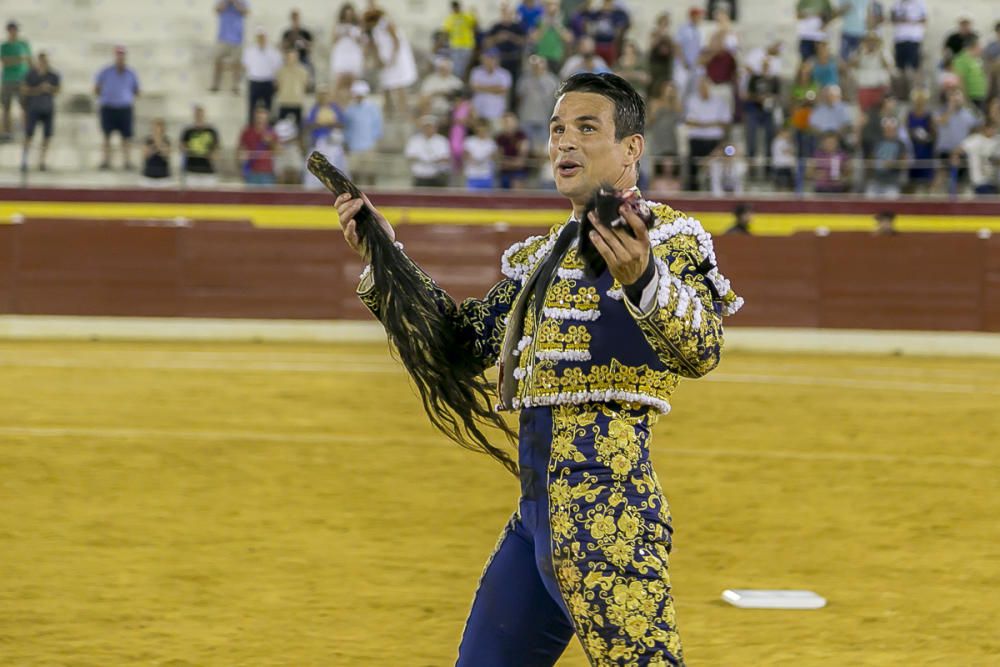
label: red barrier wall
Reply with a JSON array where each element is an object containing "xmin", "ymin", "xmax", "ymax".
[{"xmin": 0, "ymin": 219, "xmax": 997, "ymax": 332}]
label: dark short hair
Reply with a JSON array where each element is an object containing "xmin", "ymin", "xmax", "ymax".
[{"xmin": 555, "ymin": 72, "xmax": 645, "ymax": 141}]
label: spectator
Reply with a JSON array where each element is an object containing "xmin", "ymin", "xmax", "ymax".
[
  {"xmin": 890, "ymin": 0, "xmax": 927, "ymax": 92},
  {"xmin": 838, "ymin": 0, "xmax": 875, "ymax": 60},
  {"xmin": 95, "ymin": 46, "xmax": 140, "ymax": 170},
  {"xmin": 790, "ymin": 63, "xmax": 819, "ymax": 161},
  {"xmin": 986, "ymin": 21, "xmax": 1000, "ymax": 64},
  {"xmin": 141, "ymin": 118, "xmax": 171, "ymax": 183},
  {"xmin": 724, "ymin": 203, "xmax": 752, "ymax": 235},
  {"xmin": 517, "ymin": 54, "xmax": 559, "ymax": 153},
  {"xmin": 867, "ymin": 116, "xmax": 908, "ymax": 198},
  {"xmin": 707, "ymin": 0, "xmax": 740, "ymax": 22},
  {"xmin": 809, "ymin": 85, "xmax": 853, "ymax": 145},
  {"xmin": 531, "ymin": 0, "xmax": 572, "ymax": 73},
  {"xmin": 366, "ymin": 7, "xmax": 418, "ymax": 113},
  {"xmin": 559, "ymin": 36, "xmax": 610, "ymax": 80},
  {"xmin": 588, "ymin": 0, "xmax": 631, "ymax": 66},
  {"xmin": 405, "ymin": 114, "xmax": 451, "ymax": 187},
  {"xmin": 275, "ymin": 49, "xmax": 309, "ymax": 132},
  {"xmin": 934, "ymin": 89, "xmax": 979, "ymax": 190},
  {"xmin": 809, "ymin": 131, "xmax": 852, "ymax": 193},
  {"xmin": 463, "ymin": 118, "xmax": 498, "ymax": 190},
  {"xmin": 517, "ymin": 0, "xmax": 544, "ymax": 32},
  {"xmin": 471, "ymin": 49, "xmax": 512, "ymax": 124},
  {"xmin": 710, "ymin": 2, "xmax": 739, "ymax": 53},
  {"xmin": 700, "ymin": 31, "xmax": 739, "ymax": 118},
  {"xmin": 238, "ymin": 106, "xmax": 276, "ymax": 185},
  {"xmin": 20, "ymin": 51, "xmax": 58, "ymax": 172},
  {"xmin": 242, "ymin": 27, "xmax": 282, "ymax": 122},
  {"xmin": 273, "ymin": 115, "xmax": 303, "ymax": 185},
  {"xmin": 809, "ymin": 41, "xmax": 841, "ymax": 89},
  {"xmin": 860, "ymin": 95, "xmax": 903, "ymax": 159},
  {"xmin": 745, "ymin": 33, "xmax": 785, "ymax": 79},
  {"xmin": 614, "ymin": 41, "xmax": 649, "ymax": 94},
  {"xmin": 675, "ymin": 7, "xmax": 704, "ymax": 95},
  {"xmin": 281, "ymin": 9, "xmax": 314, "ymax": 84},
  {"xmin": 685, "ymin": 78, "xmax": 732, "ymax": 190},
  {"xmin": 851, "ymin": 32, "xmax": 895, "ymax": 112},
  {"xmin": 304, "ymin": 87, "xmax": 345, "ymax": 147},
  {"xmin": 988, "ymin": 97, "xmax": 1000, "ymax": 128},
  {"xmin": 449, "ymin": 88, "xmax": 476, "ymax": 178},
  {"xmin": 771, "ymin": 126, "xmax": 797, "ymax": 190},
  {"xmin": 796, "ymin": 0, "xmax": 835, "ymax": 61},
  {"xmin": 420, "ymin": 56, "xmax": 464, "ymax": 117},
  {"xmin": 443, "ymin": 1, "xmax": 478, "ymax": 79},
  {"xmin": 955, "ymin": 123, "xmax": 999, "ymax": 195},
  {"xmin": 330, "ymin": 3, "xmax": 365, "ymax": 100},
  {"xmin": 952, "ymin": 35, "xmax": 988, "ymax": 113},
  {"xmin": 303, "ymin": 124, "xmax": 349, "ymax": 189},
  {"xmin": 944, "ymin": 15, "xmax": 977, "ymax": 61},
  {"xmin": 2, "ymin": 20, "xmax": 31, "ymax": 141},
  {"xmin": 744, "ymin": 56, "xmax": 780, "ymax": 176},
  {"xmin": 211, "ymin": 0, "xmax": 248, "ymax": 94},
  {"xmin": 495, "ymin": 111, "xmax": 530, "ymax": 189},
  {"xmin": 644, "ymin": 81, "xmax": 682, "ymax": 186},
  {"xmin": 647, "ymin": 12, "xmax": 675, "ymax": 98},
  {"xmin": 486, "ymin": 3, "xmax": 528, "ymax": 100},
  {"xmin": 873, "ymin": 210, "xmax": 898, "ymax": 235},
  {"xmin": 343, "ymin": 80, "xmax": 382, "ymax": 186},
  {"xmin": 905, "ymin": 89, "xmax": 935, "ymax": 191},
  {"xmin": 988, "ymin": 25, "xmax": 1000, "ymax": 106},
  {"xmin": 180, "ymin": 105, "xmax": 220, "ymax": 184},
  {"xmin": 709, "ymin": 143, "xmax": 747, "ymax": 196}
]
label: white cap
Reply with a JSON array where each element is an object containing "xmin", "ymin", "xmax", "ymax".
[{"xmin": 350, "ymin": 80, "xmax": 371, "ymax": 97}]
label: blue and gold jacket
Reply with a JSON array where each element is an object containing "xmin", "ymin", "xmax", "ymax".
[{"xmin": 358, "ymin": 200, "xmax": 742, "ymax": 415}]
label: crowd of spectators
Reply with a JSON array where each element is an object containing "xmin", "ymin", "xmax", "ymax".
[{"xmin": 2, "ymin": 1, "xmax": 1000, "ymax": 196}]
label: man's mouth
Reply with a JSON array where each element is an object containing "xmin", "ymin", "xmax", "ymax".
[{"xmin": 557, "ymin": 159, "xmax": 582, "ymax": 177}]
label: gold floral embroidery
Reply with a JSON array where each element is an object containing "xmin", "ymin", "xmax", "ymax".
[
  {"xmin": 548, "ymin": 404, "xmax": 683, "ymax": 666},
  {"xmin": 536, "ymin": 320, "xmax": 593, "ymax": 352},
  {"xmin": 545, "ymin": 281, "xmax": 601, "ymax": 312}
]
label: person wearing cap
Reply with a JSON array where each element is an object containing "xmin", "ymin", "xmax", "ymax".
[
  {"xmin": 470, "ymin": 48, "xmax": 513, "ymax": 124},
  {"xmin": 241, "ymin": 27, "xmax": 282, "ymax": 123},
  {"xmin": 94, "ymin": 46, "xmax": 140, "ymax": 170},
  {"xmin": 1, "ymin": 20, "xmax": 31, "ymax": 141},
  {"xmin": 20, "ymin": 51, "xmax": 60, "ymax": 172},
  {"xmin": 343, "ymin": 80, "xmax": 382, "ymax": 186},
  {"xmin": 211, "ymin": 0, "xmax": 248, "ymax": 94},
  {"xmin": 404, "ymin": 114, "xmax": 451, "ymax": 187}
]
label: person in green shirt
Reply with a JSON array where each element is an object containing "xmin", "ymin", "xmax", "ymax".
[
  {"xmin": 1, "ymin": 21, "xmax": 32, "ymax": 140},
  {"xmin": 952, "ymin": 35, "xmax": 988, "ymax": 112},
  {"xmin": 443, "ymin": 1, "xmax": 478, "ymax": 79}
]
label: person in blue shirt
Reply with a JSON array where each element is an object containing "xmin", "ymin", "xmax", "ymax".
[
  {"xmin": 94, "ymin": 46, "xmax": 140, "ymax": 170},
  {"xmin": 211, "ymin": 0, "xmax": 249, "ymax": 94},
  {"xmin": 517, "ymin": 0, "xmax": 544, "ymax": 32},
  {"xmin": 343, "ymin": 80, "xmax": 382, "ymax": 186}
]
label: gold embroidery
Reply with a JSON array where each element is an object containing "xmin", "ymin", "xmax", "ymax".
[
  {"xmin": 545, "ymin": 281, "xmax": 601, "ymax": 311},
  {"xmin": 548, "ymin": 404, "xmax": 683, "ymax": 666},
  {"xmin": 536, "ymin": 320, "xmax": 593, "ymax": 352}
]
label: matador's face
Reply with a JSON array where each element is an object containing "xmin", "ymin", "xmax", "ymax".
[{"xmin": 548, "ymin": 92, "xmax": 642, "ymax": 211}]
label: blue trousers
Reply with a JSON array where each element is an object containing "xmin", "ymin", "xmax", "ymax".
[
  {"xmin": 456, "ymin": 408, "xmax": 575, "ymax": 666},
  {"xmin": 457, "ymin": 404, "xmax": 683, "ymax": 666}
]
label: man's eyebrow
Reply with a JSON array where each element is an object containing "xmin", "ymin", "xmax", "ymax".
[{"xmin": 549, "ymin": 114, "xmax": 603, "ymax": 124}]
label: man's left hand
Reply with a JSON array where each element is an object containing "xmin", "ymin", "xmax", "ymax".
[{"xmin": 587, "ymin": 201, "xmax": 652, "ymax": 286}]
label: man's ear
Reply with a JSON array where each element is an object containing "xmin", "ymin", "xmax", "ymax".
[{"xmin": 624, "ymin": 133, "xmax": 644, "ymax": 169}]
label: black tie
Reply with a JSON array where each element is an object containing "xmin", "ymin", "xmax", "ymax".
[{"xmin": 532, "ymin": 219, "xmax": 580, "ymax": 318}]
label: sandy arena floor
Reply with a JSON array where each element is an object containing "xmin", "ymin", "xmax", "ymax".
[{"xmin": 0, "ymin": 340, "xmax": 997, "ymax": 666}]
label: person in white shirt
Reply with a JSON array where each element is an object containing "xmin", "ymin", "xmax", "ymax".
[
  {"xmin": 462, "ymin": 118, "xmax": 498, "ymax": 190},
  {"xmin": 419, "ymin": 56, "xmax": 464, "ymax": 117},
  {"xmin": 405, "ymin": 115, "xmax": 452, "ymax": 187},
  {"xmin": 241, "ymin": 27, "xmax": 282, "ymax": 122},
  {"xmin": 890, "ymin": 0, "xmax": 927, "ymax": 77},
  {"xmin": 684, "ymin": 78, "xmax": 732, "ymax": 190},
  {"xmin": 955, "ymin": 123, "xmax": 1000, "ymax": 195}
]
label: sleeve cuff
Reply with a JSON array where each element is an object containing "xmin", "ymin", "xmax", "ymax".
[{"xmin": 623, "ymin": 251, "xmax": 659, "ymax": 315}]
